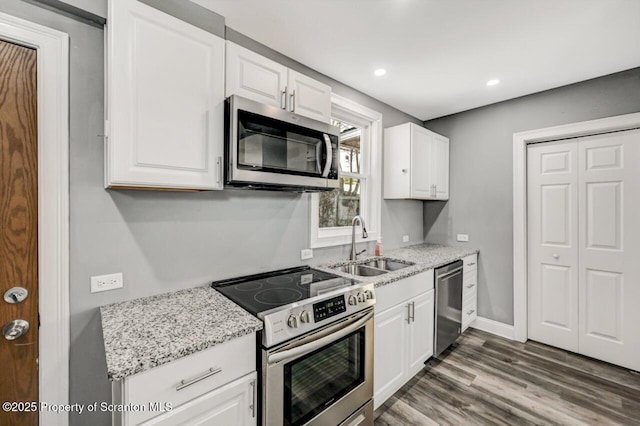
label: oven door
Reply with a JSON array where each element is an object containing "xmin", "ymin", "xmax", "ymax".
[{"xmin": 263, "ymin": 309, "xmax": 374, "ymax": 426}]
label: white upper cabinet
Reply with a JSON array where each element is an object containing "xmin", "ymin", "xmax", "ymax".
[
  {"xmin": 384, "ymin": 122, "xmax": 450, "ymax": 200},
  {"xmin": 106, "ymin": 0, "xmax": 225, "ymax": 190},
  {"xmin": 287, "ymin": 70, "xmax": 331, "ymax": 123},
  {"xmin": 226, "ymin": 42, "xmax": 332, "ymax": 123},
  {"xmin": 225, "ymin": 42, "xmax": 288, "ymax": 108}
]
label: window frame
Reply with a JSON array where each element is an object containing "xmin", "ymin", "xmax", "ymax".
[{"xmin": 310, "ymin": 94, "xmax": 382, "ymax": 248}]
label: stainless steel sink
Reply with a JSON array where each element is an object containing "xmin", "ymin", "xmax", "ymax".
[
  {"xmin": 336, "ymin": 264, "xmax": 388, "ymax": 277},
  {"xmin": 361, "ymin": 258, "xmax": 415, "ymax": 271}
]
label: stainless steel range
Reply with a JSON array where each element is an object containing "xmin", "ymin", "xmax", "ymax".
[{"xmin": 212, "ymin": 266, "xmax": 375, "ymax": 426}]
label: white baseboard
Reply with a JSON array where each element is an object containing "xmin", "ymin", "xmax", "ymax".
[{"xmin": 471, "ymin": 316, "xmax": 515, "ymax": 340}]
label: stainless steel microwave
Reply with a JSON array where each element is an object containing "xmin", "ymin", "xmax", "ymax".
[{"xmin": 225, "ymin": 95, "xmax": 340, "ymax": 191}]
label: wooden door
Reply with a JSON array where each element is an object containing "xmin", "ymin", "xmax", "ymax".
[
  {"xmin": 0, "ymin": 39, "xmax": 39, "ymax": 426},
  {"xmin": 373, "ymin": 303, "xmax": 407, "ymax": 409},
  {"xmin": 287, "ymin": 70, "xmax": 331, "ymax": 123},
  {"xmin": 527, "ymin": 140, "xmax": 579, "ymax": 352},
  {"xmin": 577, "ymin": 130, "xmax": 640, "ymax": 371},
  {"xmin": 407, "ymin": 290, "xmax": 434, "ymax": 377},
  {"xmin": 225, "ymin": 41, "xmax": 287, "ymax": 108},
  {"xmin": 410, "ymin": 124, "xmax": 434, "ymax": 199}
]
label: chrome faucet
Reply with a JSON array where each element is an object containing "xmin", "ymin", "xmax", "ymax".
[{"xmin": 350, "ymin": 215, "xmax": 368, "ymax": 261}]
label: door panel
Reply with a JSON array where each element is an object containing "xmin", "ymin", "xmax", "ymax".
[
  {"xmin": 578, "ymin": 130, "xmax": 640, "ymax": 371},
  {"xmin": 226, "ymin": 42, "xmax": 287, "ymax": 107},
  {"xmin": 373, "ymin": 304, "xmax": 406, "ymax": 409},
  {"xmin": 407, "ymin": 290, "xmax": 434, "ymax": 377},
  {"xmin": 527, "ymin": 141, "xmax": 579, "ymax": 352},
  {"xmin": 0, "ymin": 39, "xmax": 38, "ymax": 426},
  {"xmin": 410, "ymin": 125, "xmax": 433, "ymax": 199},
  {"xmin": 287, "ymin": 70, "xmax": 331, "ymax": 123}
]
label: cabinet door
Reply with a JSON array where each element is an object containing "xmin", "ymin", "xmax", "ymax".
[
  {"xmin": 225, "ymin": 42, "xmax": 288, "ymax": 108},
  {"xmin": 106, "ymin": 0, "xmax": 224, "ymax": 190},
  {"xmin": 141, "ymin": 372, "xmax": 257, "ymax": 426},
  {"xmin": 288, "ymin": 70, "xmax": 331, "ymax": 123},
  {"xmin": 373, "ymin": 303, "xmax": 408, "ymax": 410},
  {"xmin": 407, "ymin": 290, "xmax": 435, "ymax": 377},
  {"xmin": 410, "ymin": 124, "xmax": 434, "ymax": 199},
  {"xmin": 432, "ymin": 134, "xmax": 450, "ymax": 199}
]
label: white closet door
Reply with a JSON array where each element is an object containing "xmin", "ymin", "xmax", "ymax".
[
  {"xmin": 577, "ymin": 129, "xmax": 640, "ymax": 371},
  {"xmin": 527, "ymin": 141, "xmax": 579, "ymax": 352}
]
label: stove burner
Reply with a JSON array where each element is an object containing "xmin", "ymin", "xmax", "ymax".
[
  {"xmin": 255, "ymin": 288, "xmax": 303, "ymax": 305},
  {"xmin": 266, "ymin": 275, "xmax": 294, "ymax": 285},
  {"xmin": 235, "ymin": 282, "xmax": 264, "ymax": 291}
]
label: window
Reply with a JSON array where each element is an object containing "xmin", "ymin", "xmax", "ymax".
[{"xmin": 310, "ymin": 94, "xmax": 382, "ymax": 248}]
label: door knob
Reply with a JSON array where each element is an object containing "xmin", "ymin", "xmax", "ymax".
[
  {"xmin": 4, "ymin": 287, "xmax": 28, "ymax": 304},
  {"xmin": 552, "ymin": 254, "xmax": 559, "ymax": 259},
  {"xmin": 3, "ymin": 319, "xmax": 30, "ymax": 340}
]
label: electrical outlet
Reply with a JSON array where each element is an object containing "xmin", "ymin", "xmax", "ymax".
[
  {"xmin": 402, "ymin": 235, "xmax": 409, "ymax": 243},
  {"xmin": 301, "ymin": 249, "xmax": 313, "ymax": 260},
  {"xmin": 91, "ymin": 272, "xmax": 123, "ymax": 293},
  {"xmin": 457, "ymin": 234, "xmax": 470, "ymax": 242}
]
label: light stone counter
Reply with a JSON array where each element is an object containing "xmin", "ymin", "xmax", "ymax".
[{"xmin": 100, "ymin": 285, "xmax": 262, "ymax": 380}]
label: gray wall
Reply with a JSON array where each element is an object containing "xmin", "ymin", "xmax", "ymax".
[
  {"xmin": 423, "ymin": 67, "xmax": 640, "ymax": 325},
  {"xmin": 1, "ymin": 1, "xmax": 422, "ymax": 424}
]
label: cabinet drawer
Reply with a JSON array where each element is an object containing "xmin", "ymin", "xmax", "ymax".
[
  {"xmin": 462, "ymin": 254, "xmax": 477, "ymax": 271},
  {"xmin": 375, "ymin": 270, "xmax": 434, "ymax": 313},
  {"xmin": 463, "ymin": 286, "xmax": 477, "ymax": 306},
  {"xmin": 123, "ymin": 334, "xmax": 255, "ymax": 425},
  {"xmin": 462, "ymin": 305, "xmax": 477, "ymax": 324}
]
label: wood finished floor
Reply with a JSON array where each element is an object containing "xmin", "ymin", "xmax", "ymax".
[{"xmin": 374, "ymin": 329, "xmax": 640, "ymax": 425}]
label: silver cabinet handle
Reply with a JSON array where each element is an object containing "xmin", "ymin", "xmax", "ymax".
[
  {"xmin": 281, "ymin": 86, "xmax": 287, "ymax": 109},
  {"xmin": 467, "ymin": 309, "xmax": 475, "ymax": 315},
  {"xmin": 250, "ymin": 379, "xmax": 256, "ymax": 418},
  {"xmin": 290, "ymin": 89, "xmax": 295, "ymax": 112},
  {"xmin": 553, "ymin": 254, "xmax": 559, "ymax": 259},
  {"xmin": 176, "ymin": 367, "xmax": 222, "ymax": 391},
  {"xmin": 406, "ymin": 303, "xmax": 411, "ymax": 324},
  {"xmin": 467, "ymin": 262, "xmax": 476, "ymax": 266},
  {"xmin": 410, "ymin": 301, "xmax": 415, "ymax": 323},
  {"xmin": 217, "ymin": 156, "xmax": 223, "ymax": 188},
  {"xmin": 466, "ymin": 283, "xmax": 475, "ymax": 289},
  {"xmin": 401, "ymin": 168, "xmax": 408, "ymax": 173}
]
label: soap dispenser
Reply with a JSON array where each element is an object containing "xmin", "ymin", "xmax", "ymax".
[{"xmin": 374, "ymin": 238, "xmax": 383, "ymax": 256}]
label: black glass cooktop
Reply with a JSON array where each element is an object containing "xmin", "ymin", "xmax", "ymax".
[{"xmin": 211, "ymin": 266, "xmax": 356, "ymax": 316}]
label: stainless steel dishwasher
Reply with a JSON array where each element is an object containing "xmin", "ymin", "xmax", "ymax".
[{"xmin": 434, "ymin": 260, "xmax": 463, "ymax": 357}]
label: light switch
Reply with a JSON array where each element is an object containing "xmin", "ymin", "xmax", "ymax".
[{"xmin": 457, "ymin": 234, "xmax": 469, "ymax": 242}]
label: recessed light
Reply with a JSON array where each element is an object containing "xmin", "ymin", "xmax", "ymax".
[
  {"xmin": 486, "ymin": 79, "xmax": 500, "ymax": 86},
  {"xmin": 374, "ymin": 68, "xmax": 387, "ymax": 77}
]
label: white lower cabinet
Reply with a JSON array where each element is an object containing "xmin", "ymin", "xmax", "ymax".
[
  {"xmin": 141, "ymin": 372, "xmax": 256, "ymax": 426},
  {"xmin": 112, "ymin": 334, "xmax": 256, "ymax": 426},
  {"xmin": 462, "ymin": 254, "xmax": 478, "ymax": 332},
  {"xmin": 373, "ymin": 270, "xmax": 434, "ymax": 409}
]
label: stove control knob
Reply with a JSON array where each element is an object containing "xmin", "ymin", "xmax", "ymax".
[
  {"xmin": 364, "ymin": 290, "xmax": 374, "ymax": 300},
  {"xmin": 348, "ymin": 295, "xmax": 358, "ymax": 306},
  {"xmin": 357, "ymin": 292, "xmax": 365, "ymax": 303},
  {"xmin": 287, "ymin": 314, "xmax": 299, "ymax": 328},
  {"xmin": 300, "ymin": 310, "xmax": 311, "ymax": 323}
]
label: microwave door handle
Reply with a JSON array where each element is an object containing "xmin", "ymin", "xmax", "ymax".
[
  {"xmin": 322, "ymin": 134, "xmax": 333, "ymax": 178},
  {"xmin": 267, "ymin": 311, "xmax": 372, "ymax": 364}
]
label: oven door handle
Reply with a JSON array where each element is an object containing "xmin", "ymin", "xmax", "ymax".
[
  {"xmin": 268, "ymin": 311, "xmax": 373, "ymax": 365},
  {"xmin": 321, "ymin": 134, "xmax": 333, "ymax": 178}
]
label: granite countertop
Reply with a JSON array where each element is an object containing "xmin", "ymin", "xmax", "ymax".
[
  {"xmin": 316, "ymin": 243, "xmax": 478, "ymax": 287},
  {"xmin": 100, "ymin": 285, "xmax": 263, "ymax": 380}
]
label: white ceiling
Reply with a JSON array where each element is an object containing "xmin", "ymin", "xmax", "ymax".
[{"xmin": 193, "ymin": 0, "xmax": 640, "ymax": 121}]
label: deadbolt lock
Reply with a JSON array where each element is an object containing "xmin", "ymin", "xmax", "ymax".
[{"xmin": 4, "ymin": 287, "xmax": 28, "ymax": 304}]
